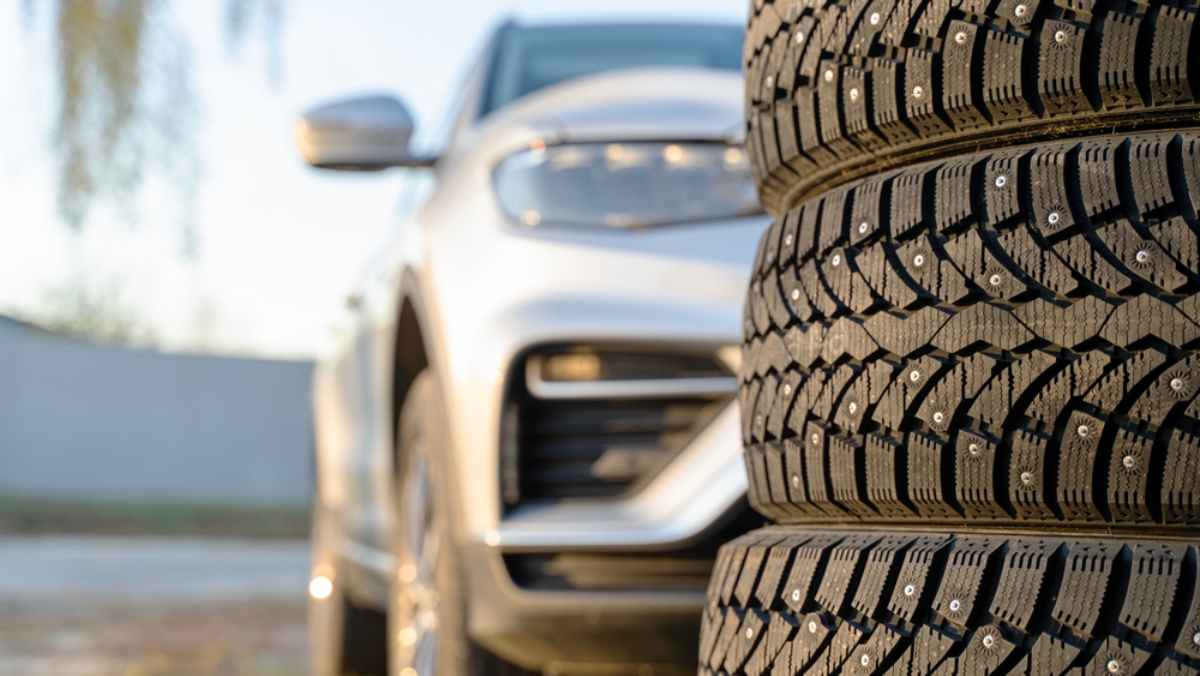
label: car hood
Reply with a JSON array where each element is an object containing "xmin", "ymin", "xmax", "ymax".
[{"xmin": 481, "ymin": 66, "xmax": 744, "ymax": 144}]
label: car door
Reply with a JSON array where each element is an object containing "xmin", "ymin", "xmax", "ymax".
[{"xmin": 314, "ymin": 249, "xmax": 401, "ymax": 555}]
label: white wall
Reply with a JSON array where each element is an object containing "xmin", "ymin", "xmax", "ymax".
[{"xmin": 0, "ymin": 317, "xmax": 313, "ymax": 506}]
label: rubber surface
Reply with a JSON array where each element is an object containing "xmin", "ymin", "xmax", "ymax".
[
  {"xmin": 741, "ymin": 130, "xmax": 1200, "ymax": 531},
  {"xmin": 743, "ymin": 0, "xmax": 1200, "ymax": 212},
  {"xmin": 700, "ymin": 525, "xmax": 1200, "ymax": 674}
]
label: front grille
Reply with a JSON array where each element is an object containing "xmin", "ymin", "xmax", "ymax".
[
  {"xmin": 514, "ymin": 398, "xmax": 723, "ymax": 500},
  {"xmin": 500, "ymin": 346, "xmax": 734, "ymax": 508}
]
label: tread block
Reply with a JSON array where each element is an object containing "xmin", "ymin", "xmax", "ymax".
[
  {"xmin": 1057, "ymin": 410, "xmax": 1107, "ymax": 522},
  {"xmin": 845, "ymin": 625, "xmax": 902, "ymax": 674},
  {"xmin": 932, "ymin": 537, "xmax": 1000, "ymax": 630},
  {"xmin": 1173, "ymin": 554, "xmax": 1200, "ymax": 661},
  {"xmin": 850, "ymin": 535, "xmax": 912, "ymax": 620},
  {"xmin": 1106, "ymin": 424, "xmax": 1155, "ymax": 523},
  {"xmin": 1025, "ymin": 633, "xmax": 1082, "ymax": 674},
  {"xmin": 982, "ymin": 28, "xmax": 1027, "ymax": 124},
  {"xmin": 887, "ymin": 535, "xmax": 952, "ymax": 622},
  {"xmin": 904, "ymin": 50, "xmax": 950, "ymax": 137},
  {"xmin": 1038, "ymin": 19, "xmax": 1090, "ymax": 115},
  {"xmin": 760, "ymin": 612, "xmax": 798, "ymax": 673},
  {"xmin": 902, "ymin": 625, "xmax": 955, "ymax": 674},
  {"xmin": 1119, "ymin": 542, "xmax": 1186, "ymax": 642},
  {"xmin": 864, "ymin": 433, "xmax": 915, "ymax": 518},
  {"xmin": 1052, "ymin": 540, "xmax": 1120, "ymax": 637},
  {"xmin": 1164, "ymin": 429, "xmax": 1200, "ymax": 523},
  {"xmin": 707, "ymin": 606, "xmax": 744, "ymax": 670},
  {"xmin": 734, "ymin": 536, "xmax": 778, "ymax": 608},
  {"xmin": 814, "ymin": 536, "xmax": 879, "ymax": 615},
  {"xmin": 989, "ymin": 538, "xmax": 1059, "ymax": 631},
  {"xmin": 788, "ymin": 612, "xmax": 834, "ymax": 672},
  {"xmin": 754, "ymin": 537, "xmax": 801, "ymax": 610},
  {"xmin": 1097, "ymin": 11, "xmax": 1141, "ymax": 110},
  {"xmin": 1085, "ymin": 635, "xmax": 1152, "ymax": 675},
  {"xmin": 943, "ymin": 22, "xmax": 989, "ymax": 129},
  {"xmin": 907, "ymin": 431, "xmax": 960, "ymax": 518},
  {"xmin": 1076, "ymin": 137, "xmax": 1122, "ymax": 219},
  {"xmin": 956, "ymin": 624, "xmax": 1016, "ymax": 673},
  {"xmin": 720, "ymin": 538, "xmax": 755, "ymax": 606},
  {"xmin": 723, "ymin": 609, "xmax": 769, "ymax": 674},
  {"xmin": 1149, "ymin": 6, "xmax": 1195, "ymax": 105},
  {"xmin": 954, "ymin": 430, "xmax": 1007, "ymax": 519},
  {"xmin": 1008, "ymin": 427, "xmax": 1058, "ymax": 520},
  {"xmin": 817, "ymin": 621, "xmax": 865, "ymax": 674},
  {"xmin": 828, "ymin": 435, "xmax": 874, "ymax": 517},
  {"xmin": 781, "ymin": 535, "xmax": 843, "ymax": 612}
]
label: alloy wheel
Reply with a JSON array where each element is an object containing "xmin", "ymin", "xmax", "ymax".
[{"xmin": 391, "ymin": 445, "xmax": 441, "ymax": 676}]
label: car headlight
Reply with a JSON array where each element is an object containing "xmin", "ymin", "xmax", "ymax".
[{"xmin": 492, "ymin": 141, "xmax": 760, "ymax": 229}]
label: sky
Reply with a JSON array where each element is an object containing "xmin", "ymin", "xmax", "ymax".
[{"xmin": 0, "ymin": 0, "xmax": 747, "ymax": 359}]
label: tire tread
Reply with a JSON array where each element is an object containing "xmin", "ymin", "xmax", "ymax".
[
  {"xmin": 701, "ymin": 526, "xmax": 1200, "ymax": 674},
  {"xmin": 743, "ymin": 0, "xmax": 1200, "ymax": 211},
  {"xmin": 740, "ymin": 131, "xmax": 1200, "ymax": 531}
]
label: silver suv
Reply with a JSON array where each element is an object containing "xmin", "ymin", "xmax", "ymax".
[{"xmin": 299, "ymin": 18, "xmax": 765, "ymax": 675}]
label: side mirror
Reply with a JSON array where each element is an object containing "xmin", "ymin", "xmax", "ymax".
[{"xmin": 295, "ymin": 94, "xmax": 437, "ymax": 171}]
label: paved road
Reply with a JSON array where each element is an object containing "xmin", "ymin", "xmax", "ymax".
[
  {"xmin": 0, "ymin": 536, "xmax": 309, "ymax": 604},
  {"xmin": 0, "ymin": 537, "xmax": 310, "ymax": 676}
]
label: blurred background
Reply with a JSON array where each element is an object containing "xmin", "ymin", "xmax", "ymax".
[{"xmin": 0, "ymin": 1, "xmax": 746, "ymax": 674}]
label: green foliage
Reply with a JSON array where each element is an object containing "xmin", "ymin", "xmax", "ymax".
[
  {"xmin": 37, "ymin": 273, "xmax": 158, "ymax": 343},
  {"xmin": 0, "ymin": 494, "xmax": 309, "ymax": 539},
  {"xmin": 23, "ymin": 1, "xmax": 283, "ymax": 254}
]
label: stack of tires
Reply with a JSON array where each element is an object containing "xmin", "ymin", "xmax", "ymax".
[{"xmin": 701, "ymin": 0, "xmax": 1200, "ymax": 673}]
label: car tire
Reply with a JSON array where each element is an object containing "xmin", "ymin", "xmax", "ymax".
[
  {"xmin": 390, "ymin": 370, "xmax": 530, "ymax": 676},
  {"xmin": 309, "ymin": 505, "xmax": 388, "ymax": 676},
  {"xmin": 744, "ymin": 0, "xmax": 1200, "ymax": 213},
  {"xmin": 720, "ymin": 131, "xmax": 1200, "ymax": 668},
  {"xmin": 708, "ymin": 6, "xmax": 1200, "ymax": 669},
  {"xmin": 700, "ymin": 526, "xmax": 1200, "ymax": 674},
  {"xmin": 741, "ymin": 130, "xmax": 1200, "ymax": 530}
]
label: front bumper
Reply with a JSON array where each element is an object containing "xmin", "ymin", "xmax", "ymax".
[
  {"xmin": 465, "ymin": 541, "xmax": 703, "ymax": 674},
  {"xmin": 465, "ymin": 405, "xmax": 760, "ymax": 672},
  {"xmin": 464, "ymin": 499, "xmax": 760, "ymax": 674}
]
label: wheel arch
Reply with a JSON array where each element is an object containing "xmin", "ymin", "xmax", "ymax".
[{"xmin": 390, "ymin": 285, "xmax": 432, "ymax": 461}]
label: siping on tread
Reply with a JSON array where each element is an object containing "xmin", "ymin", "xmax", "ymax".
[
  {"xmin": 740, "ymin": 130, "xmax": 1200, "ymax": 531},
  {"xmin": 700, "ymin": 525, "xmax": 1200, "ymax": 674},
  {"xmin": 743, "ymin": 0, "xmax": 1200, "ymax": 213}
]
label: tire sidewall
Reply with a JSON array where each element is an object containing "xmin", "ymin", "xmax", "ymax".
[{"xmin": 391, "ymin": 370, "xmax": 484, "ymax": 675}]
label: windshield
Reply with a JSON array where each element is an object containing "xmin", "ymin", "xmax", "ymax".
[{"xmin": 481, "ymin": 22, "xmax": 743, "ymax": 118}]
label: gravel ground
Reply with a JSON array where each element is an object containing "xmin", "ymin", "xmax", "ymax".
[{"xmin": 0, "ymin": 537, "xmax": 310, "ymax": 676}]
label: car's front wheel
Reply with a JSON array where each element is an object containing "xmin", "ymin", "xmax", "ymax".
[{"xmin": 390, "ymin": 370, "xmax": 529, "ymax": 676}]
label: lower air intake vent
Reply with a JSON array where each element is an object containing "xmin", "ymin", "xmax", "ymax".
[
  {"xmin": 501, "ymin": 346, "xmax": 735, "ymax": 508},
  {"xmin": 503, "ymin": 500, "xmax": 764, "ymax": 592}
]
